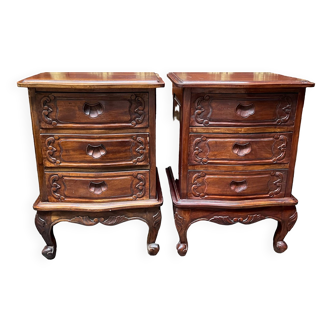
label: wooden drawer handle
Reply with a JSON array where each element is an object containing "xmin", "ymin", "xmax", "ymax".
[
  {"xmin": 236, "ymin": 103, "xmax": 255, "ymax": 118},
  {"xmin": 86, "ymin": 144, "xmax": 106, "ymax": 159},
  {"xmin": 232, "ymin": 142, "xmax": 252, "ymax": 157},
  {"xmin": 230, "ymin": 180, "xmax": 247, "ymax": 193},
  {"xmin": 89, "ymin": 181, "xmax": 107, "ymax": 194},
  {"xmin": 83, "ymin": 102, "xmax": 104, "ymax": 118}
]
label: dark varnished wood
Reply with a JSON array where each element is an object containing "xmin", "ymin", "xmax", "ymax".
[
  {"xmin": 188, "ymin": 169, "xmax": 287, "ymax": 200},
  {"xmin": 167, "ymin": 72, "xmax": 314, "ymax": 88},
  {"xmin": 190, "ymin": 92, "xmax": 298, "ymax": 127},
  {"xmin": 36, "ymin": 92, "xmax": 149, "ymax": 129},
  {"xmin": 189, "ymin": 132, "xmax": 292, "ymax": 165},
  {"xmin": 41, "ymin": 133, "xmax": 150, "ymax": 167},
  {"xmin": 45, "ymin": 170, "xmax": 150, "ymax": 202},
  {"xmin": 167, "ymin": 72, "xmax": 313, "ymax": 255},
  {"xmin": 19, "ymin": 72, "xmax": 164, "ymax": 258},
  {"xmin": 18, "ymin": 72, "xmax": 165, "ymax": 89},
  {"xmin": 35, "ymin": 207, "xmax": 162, "ymax": 259}
]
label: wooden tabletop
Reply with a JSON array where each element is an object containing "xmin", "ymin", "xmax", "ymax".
[
  {"xmin": 167, "ymin": 72, "xmax": 315, "ymax": 88},
  {"xmin": 17, "ymin": 72, "xmax": 165, "ymax": 89}
]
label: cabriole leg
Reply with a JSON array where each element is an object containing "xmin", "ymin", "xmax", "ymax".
[
  {"xmin": 145, "ymin": 208, "xmax": 161, "ymax": 256},
  {"xmin": 273, "ymin": 206, "xmax": 298, "ymax": 253},
  {"xmin": 174, "ymin": 208, "xmax": 191, "ymax": 256},
  {"xmin": 35, "ymin": 212, "xmax": 57, "ymax": 260}
]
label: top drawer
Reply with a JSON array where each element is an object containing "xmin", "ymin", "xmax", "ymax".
[
  {"xmin": 36, "ymin": 92, "xmax": 149, "ymax": 128},
  {"xmin": 190, "ymin": 93, "xmax": 298, "ymax": 127}
]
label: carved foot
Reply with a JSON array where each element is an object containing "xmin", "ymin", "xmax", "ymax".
[
  {"xmin": 42, "ymin": 245, "xmax": 56, "ymax": 260},
  {"xmin": 274, "ymin": 240, "xmax": 288, "ymax": 253},
  {"xmin": 176, "ymin": 242, "xmax": 188, "ymax": 256},
  {"xmin": 147, "ymin": 243, "xmax": 160, "ymax": 256},
  {"xmin": 273, "ymin": 207, "xmax": 297, "ymax": 254}
]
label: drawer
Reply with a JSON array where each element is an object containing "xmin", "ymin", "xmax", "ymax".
[
  {"xmin": 190, "ymin": 93, "xmax": 298, "ymax": 127},
  {"xmin": 187, "ymin": 170, "xmax": 287, "ymax": 200},
  {"xmin": 45, "ymin": 170, "xmax": 149, "ymax": 202},
  {"xmin": 189, "ymin": 133, "xmax": 292, "ymax": 165},
  {"xmin": 41, "ymin": 134, "xmax": 149, "ymax": 167},
  {"xmin": 37, "ymin": 92, "xmax": 149, "ymax": 128}
]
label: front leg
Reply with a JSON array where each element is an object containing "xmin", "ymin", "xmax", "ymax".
[
  {"xmin": 145, "ymin": 208, "xmax": 161, "ymax": 256},
  {"xmin": 174, "ymin": 208, "xmax": 191, "ymax": 256},
  {"xmin": 273, "ymin": 206, "xmax": 298, "ymax": 253},
  {"xmin": 35, "ymin": 212, "xmax": 57, "ymax": 260}
]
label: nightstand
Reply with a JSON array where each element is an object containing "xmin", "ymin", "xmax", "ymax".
[
  {"xmin": 166, "ymin": 72, "xmax": 314, "ymax": 255},
  {"xmin": 18, "ymin": 72, "xmax": 164, "ymax": 259}
]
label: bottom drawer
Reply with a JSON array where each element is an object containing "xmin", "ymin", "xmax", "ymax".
[
  {"xmin": 188, "ymin": 170, "xmax": 287, "ymax": 200},
  {"xmin": 45, "ymin": 170, "xmax": 149, "ymax": 202}
]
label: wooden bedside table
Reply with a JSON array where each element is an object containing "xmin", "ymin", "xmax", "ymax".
[
  {"xmin": 166, "ymin": 72, "xmax": 314, "ymax": 256},
  {"xmin": 18, "ymin": 72, "xmax": 164, "ymax": 259}
]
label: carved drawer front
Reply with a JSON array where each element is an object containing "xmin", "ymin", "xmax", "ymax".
[
  {"xmin": 188, "ymin": 170, "xmax": 287, "ymax": 200},
  {"xmin": 37, "ymin": 92, "xmax": 148, "ymax": 128},
  {"xmin": 190, "ymin": 93, "xmax": 298, "ymax": 127},
  {"xmin": 189, "ymin": 133, "xmax": 292, "ymax": 165},
  {"xmin": 41, "ymin": 134, "xmax": 149, "ymax": 167},
  {"xmin": 45, "ymin": 171, "xmax": 149, "ymax": 202}
]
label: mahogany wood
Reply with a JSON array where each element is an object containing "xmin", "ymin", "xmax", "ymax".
[
  {"xmin": 167, "ymin": 72, "xmax": 314, "ymax": 255},
  {"xmin": 19, "ymin": 72, "xmax": 164, "ymax": 259}
]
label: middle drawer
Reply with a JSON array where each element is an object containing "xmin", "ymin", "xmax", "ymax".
[
  {"xmin": 189, "ymin": 132, "xmax": 292, "ymax": 165},
  {"xmin": 41, "ymin": 133, "xmax": 150, "ymax": 167}
]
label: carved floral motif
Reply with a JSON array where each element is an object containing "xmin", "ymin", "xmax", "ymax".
[
  {"xmin": 276, "ymin": 96, "xmax": 293, "ymax": 124},
  {"xmin": 268, "ymin": 172, "xmax": 283, "ymax": 197},
  {"xmin": 191, "ymin": 172, "xmax": 207, "ymax": 198},
  {"xmin": 174, "ymin": 212, "xmax": 184, "ymax": 232},
  {"xmin": 272, "ymin": 135, "xmax": 288, "ymax": 163},
  {"xmin": 193, "ymin": 136, "xmax": 209, "ymax": 164},
  {"xmin": 46, "ymin": 136, "xmax": 60, "ymax": 164},
  {"xmin": 194, "ymin": 95, "xmax": 212, "ymax": 126},
  {"xmin": 50, "ymin": 175, "xmax": 65, "ymax": 201},
  {"xmin": 210, "ymin": 214, "xmax": 266, "ymax": 225},
  {"xmin": 288, "ymin": 211, "xmax": 298, "ymax": 231},
  {"xmin": 41, "ymin": 95, "xmax": 57, "ymax": 126},
  {"xmin": 132, "ymin": 136, "xmax": 147, "ymax": 164},
  {"xmin": 132, "ymin": 173, "xmax": 146, "ymax": 200},
  {"xmin": 130, "ymin": 95, "xmax": 145, "ymax": 126}
]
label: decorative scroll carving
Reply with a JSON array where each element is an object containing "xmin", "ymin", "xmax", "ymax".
[
  {"xmin": 46, "ymin": 136, "xmax": 61, "ymax": 164},
  {"xmin": 230, "ymin": 180, "xmax": 248, "ymax": 193},
  {"xmin": 174, "ymin": 212, "xmax": 184, "ymax": 232},
  {"xmin": 232, "ymin": 142, "xmax": 252, "ymax": 157},
  {"xmin": 268, "ymin": 171, "xmax": 283, "ymax": 197},
  {"xmin": 191, "ymin": 172, "xmax": 207, "ymax": 198},
  {"xmin": 35, "ymin": 214, "xmax": 46, "ymax": 234},
  {"xmin": 130, "ymin": 95, "xmax": 145, "ymax": 126},
  {"xmin": 86, "ymin": 144, "xmax": 107, "ymax": 159},
  {"xmin": 288, "ymin": 211, "xmax": 298, "ymax": 231},
  {"xmin": 132, "ymin": 173, "xmax": 146, "ymax": 200},
  {"xmin": 194, "ymin": 95, "xmax": 212, "ymax": 126},
  {"xmin": 132, "ymin": 136, "xmax": 147, "ymax": 164},
  {"xmin": 50, "ymin": 175, "xmax": 65, "ymax": 201},
  {"xmin": 89, "ymin": 181, "xmax": 108, "ymax": 195},
  {"xmin": 83, "ymin": 102, "xmax": 104, "ymax": 118},
  {"xmin": 193, "ymin": 136, "xmax": 209, "ymax": 164},
  {"xmin": 276, "ymin": 96, "xmax": 293, "ymax": 124},
  {"xmin": 210, "ymin": 214, "xmax": 266, "ymax": 225},
  {"xmin": 41, "ymin": 95, "xmax": 57, "ymax": 126},
  {"xmin": 235, "ymin": 103, "xmax": 255, "ymax": 118},
  {"xmin": 55, "ymin": 215, "xmax": 131, "ymax": 227},
  {"xmin": 153, "ymin": 210, "xmax": 162, "ymax": 228},
  {"xmin": 272, "ymin": 134, "xmax": 288, "ymax": 163}
]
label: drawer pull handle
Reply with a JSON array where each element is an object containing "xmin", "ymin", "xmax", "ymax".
[
  {"xmin": 232, "ymin": 142, "xmax": 252, "ymax": 157},
  {"xmin": 89, "ymin": 181, "xmax": 107, "ymax": 195},
  {"xmin": 236, "ymin": 103, "xmax": 255, "ymax": 118},
  {"xmin": 86, "ymin": 144, "xmax": 106, "ymax": 159},
  {"xmin": 83, "ymin": 102, "xmax": 104, "ymax": 118},
  {"xmin": 230, "ymin": 180, "xmax": 248, "ymax": 193}
]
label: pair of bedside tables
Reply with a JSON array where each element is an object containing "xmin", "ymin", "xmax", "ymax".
[{"xmin": 18, "ymin": 72, "xmax": 314, "ymax": 259}]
